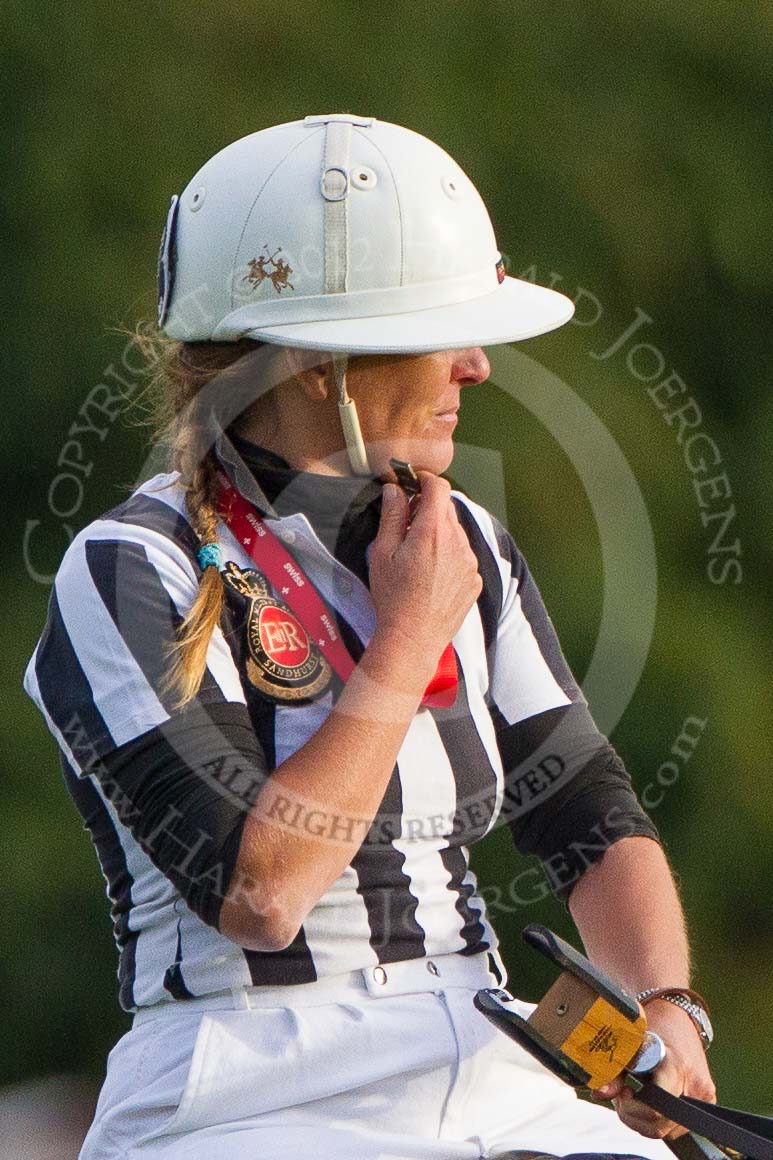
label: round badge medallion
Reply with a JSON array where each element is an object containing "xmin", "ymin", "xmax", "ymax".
[
  {"xmin": 257, "ymin": 605, "xmax": 311, "ymax": 668},
  {"xmin": 222, "ymin": 561, "xmax": 331, "ymax": 701}
]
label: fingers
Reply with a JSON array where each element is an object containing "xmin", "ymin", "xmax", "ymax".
[
  {"xmin": 409, "ymin": 472, "xmax": 452, "ymax": 531},
  {"xmin": 370, "ymin": 469, "xmax": 481, "ymax": 653},
  {"xmin": 593, "ymin": 1082, "xmax": 681, "ymax": 1141},
  {"xmin": 598, "ymin": 1053, "xmax": 714, "ymax": 1141},
  {"xmin": 621, "ymin": 1053, "xmax": 683, "ymax": 1138},
  {"xmin": 693, "ymin": 1077, "xmax": 717, "ymax": 1104},
  {"xmin": 411, "ymin": 475, "xmax": 471, "ymax": 555},
  {"xmin": 591, "ymin": 1077, "xmax": 627, "ymax": 1102},
  {"xmin": 373, "ymin": 483, "xmax": 410, "ymax": 556},
  {"xmin": 613, "ymin": 1087, "xmax": 686, "ymax": 1141}
]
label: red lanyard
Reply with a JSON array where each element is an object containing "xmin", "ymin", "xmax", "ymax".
[{"xmin": 216, "ymin": 474, "xmax": 458, "ymax": 709}]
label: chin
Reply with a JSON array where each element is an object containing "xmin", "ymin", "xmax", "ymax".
[
  {"xmin": 422, "ymin": 449, "xmax": 455, "ymax": 476},
  {"xmin": 419, "ymin": 436, "xmax": 456, "ymax": 475},
  {"xmin": 368, "ymin": 435, "xmax": 455, "ymax": 478},
  {"xmin": 364, "ymin": 433, "xmax": 454, "ymax": 477}
]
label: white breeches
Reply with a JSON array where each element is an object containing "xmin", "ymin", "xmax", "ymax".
[{"xmin": 79, "ymin": 952, "xmax": 671, "ymax": 1160}]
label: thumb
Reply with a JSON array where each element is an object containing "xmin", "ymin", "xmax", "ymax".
[{"xmin": 375, "ymin": 484, "xmax": 409, "ymax": 555}]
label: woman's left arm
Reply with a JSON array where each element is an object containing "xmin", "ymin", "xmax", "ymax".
[
  {"xmin": 569, "ymin": 835, "xmax": 717, "ymax": 1140},
  {"xmin": 467, "ymin": 508, "xmax": 717, "ymax": 1139}
]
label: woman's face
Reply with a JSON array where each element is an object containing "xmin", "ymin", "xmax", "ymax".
[{"xmin": 345, "ymin": 348, "xmax": 490, "ymax": 475}]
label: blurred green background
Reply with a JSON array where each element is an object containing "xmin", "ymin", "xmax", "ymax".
[{"xmin": 3, "ymin": 0, "xmax": 771, "ymax": 1135}]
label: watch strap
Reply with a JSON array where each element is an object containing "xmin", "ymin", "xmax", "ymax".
[
  {"xmin": 636, "ymin": 987, "xmax": 713, "ymax": 1050},
  {"xmin": 636, "ymin": 986, "xmax": 711, "ymax": 1014}
]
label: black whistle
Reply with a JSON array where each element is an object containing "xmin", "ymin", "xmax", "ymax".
[{"xmin": 388, "ymin": 458, "xmax": 421, "ymax": 499}]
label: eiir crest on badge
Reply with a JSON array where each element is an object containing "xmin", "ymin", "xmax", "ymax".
[{"xmin": 222, "ymin": 562, "xmax": 331, "ymax": 701}]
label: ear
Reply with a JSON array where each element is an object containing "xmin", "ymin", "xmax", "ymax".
[{"xmin": 282, "ymin": 346, "xmax": 330, "ymax": 401}]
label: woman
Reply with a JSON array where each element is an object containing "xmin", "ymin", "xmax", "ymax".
[{"xmin": 25, "ymin": 114, "xmax": 714, "ymax": 1159}]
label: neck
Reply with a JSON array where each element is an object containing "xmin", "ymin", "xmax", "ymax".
[
  {"xmin": 245, "ymin": 432, "xmax": 356, "ymax": 477},
  {"xmin": 286, "ymin": 449, "xmax": 359, "ymax": 477},
  {"xmin": 236, "ymin": 394, "xmax": 359, "ymax": 478},
  {"xmin": 226, "ymin": 430, "xmax": 382, "ymax": 534}
]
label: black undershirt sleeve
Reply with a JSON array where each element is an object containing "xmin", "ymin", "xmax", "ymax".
[
  {"xmin": 493, "ymin": 701, "xmax": 661, "ymax": 903},
  {"xmin": 85, "ymin": 701, "xmax": 268, "ymax": 929}
]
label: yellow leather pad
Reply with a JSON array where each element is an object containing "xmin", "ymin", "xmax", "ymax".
[{"xmin": 559, "ymin": 996, "xmax": 646, "ymax": 1088}]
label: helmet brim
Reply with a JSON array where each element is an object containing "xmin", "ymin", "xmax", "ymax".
[{"xmin": 242, "ymin": 276, "xmax": 574, "ymax": 354}]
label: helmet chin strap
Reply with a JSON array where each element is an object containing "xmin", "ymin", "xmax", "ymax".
[
  {"xmin": 318, "ymin": 120, "xmax": 371, "ymax": 478},
  {"xmin": 333, "ymin": 353, "xmax": 371, "ymax": 476}
]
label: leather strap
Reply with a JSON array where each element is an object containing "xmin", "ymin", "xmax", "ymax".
[{"xmin": 635, "ymin": 1081, "xmax": 773, "ymax": 1160}]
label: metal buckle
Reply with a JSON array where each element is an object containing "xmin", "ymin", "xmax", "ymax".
[{"xmin": 320, "ymin": 165, "xmax": 349, "ymax": 202}]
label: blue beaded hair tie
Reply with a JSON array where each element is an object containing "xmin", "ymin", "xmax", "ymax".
[{"xmin": 197, "ymin": 543, "xmax": 223, "ymax": 572}]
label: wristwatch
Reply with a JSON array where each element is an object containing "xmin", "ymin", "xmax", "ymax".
[{"xmin": 636, "ymin": 987, "xmax": 714, "ymax": 1050}]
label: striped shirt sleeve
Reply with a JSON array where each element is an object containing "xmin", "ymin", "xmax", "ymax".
[
  {"xmin": 454, "ymin": 496, "xmax": 660, "ymax": 900},
  {"xmin": 23, "ymin": 506, "xmax": 248, "ymax": 776},
  {"xmin": 23, "ymin": 497, "xmax": 269, "ymax": 930}
]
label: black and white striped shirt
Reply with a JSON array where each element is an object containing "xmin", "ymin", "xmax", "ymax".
[{"xmin": 24, "ymin": 455, "xmax": 657, "ymax": 1011}]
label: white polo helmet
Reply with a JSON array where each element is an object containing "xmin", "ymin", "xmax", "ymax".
[{"xmin": 158, "ymin": 113, "xmax": 574, "ymax": 354}]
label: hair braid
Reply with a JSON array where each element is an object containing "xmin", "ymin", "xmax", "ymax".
[
  {"xmin": 163, "ymin": 449, "xmax": 225, "ymax": 708},
  {"xmin": 129, "ymin": 332, "xmax": 266, "ymax": 709},
  {"xmin": 127, "ymin": 327, "xmax": 269, "ymax": 705}
]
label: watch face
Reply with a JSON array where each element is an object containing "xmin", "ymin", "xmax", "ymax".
[{"xmin": 694, "ymin": 1005, "xmax": 714, "ymax": 1045}]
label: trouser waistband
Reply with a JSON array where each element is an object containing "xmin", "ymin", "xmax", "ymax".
[{"xmin": 133, "ymin": 950, "xmax": 503, "ymax": 1025}]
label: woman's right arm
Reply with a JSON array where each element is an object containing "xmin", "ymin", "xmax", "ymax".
[
  {"xmin": 24, "ymin": 477, "xmax": 480, "ymax": 952},
  {"xmin": 218, "ymin": 474, "xmax": 482, "ymax": 950}
]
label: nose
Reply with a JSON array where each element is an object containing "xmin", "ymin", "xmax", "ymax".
[{"xmin": 451, "ymin": 347, "xmax": 490, "ymax": 387}]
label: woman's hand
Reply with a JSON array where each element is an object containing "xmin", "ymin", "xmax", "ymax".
[
  {"xmin": 368, "ymin": 474, "xmax": 482, "ymax": 673},
  {"xmin": 591, "ymin": 1001, "xmax": 716, "ymax": 1139}
]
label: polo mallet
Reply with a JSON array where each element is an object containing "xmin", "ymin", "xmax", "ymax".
[{"xmin": 474, "ymin": 925, "xmax": 773, "ymax": 1160}]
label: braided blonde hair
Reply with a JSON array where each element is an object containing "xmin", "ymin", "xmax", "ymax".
[{"xmin": 134, "ymin": 330, "xmax": 267, "ymax": 707}]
